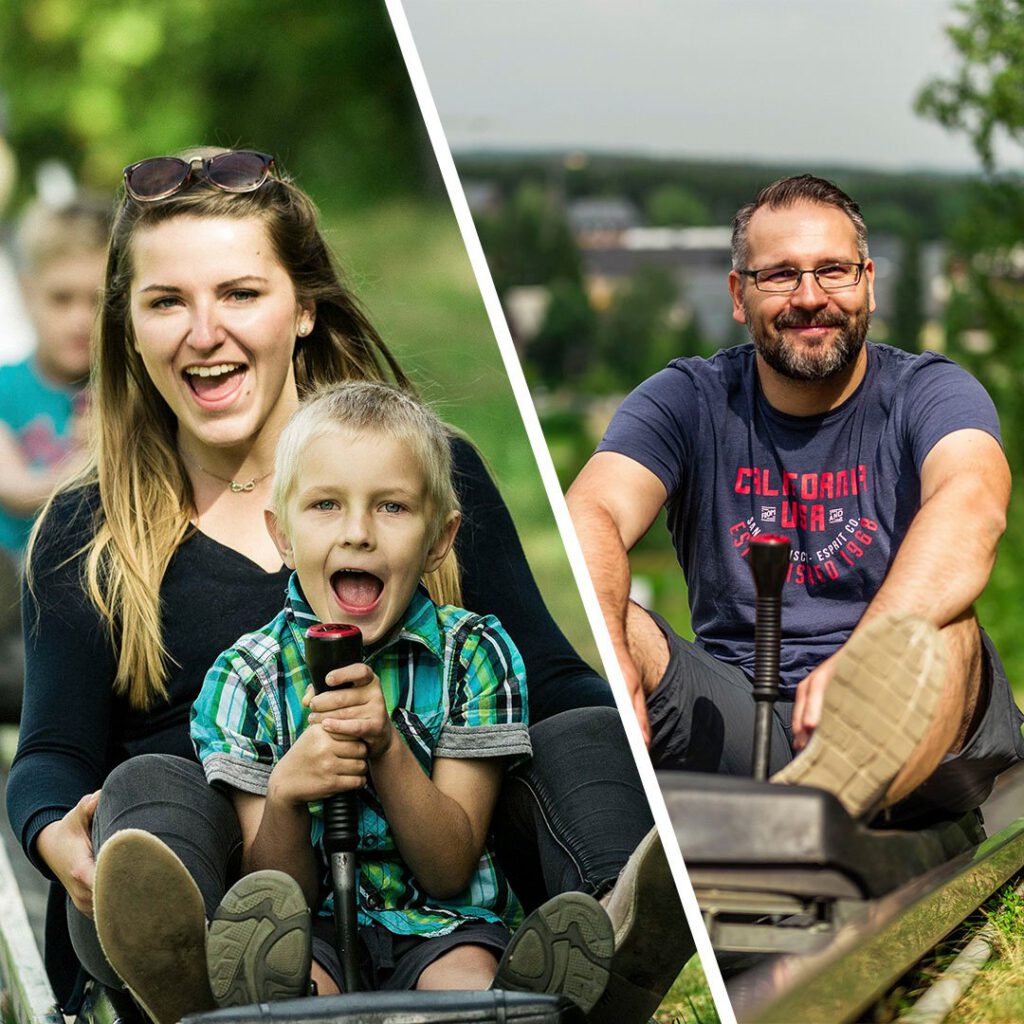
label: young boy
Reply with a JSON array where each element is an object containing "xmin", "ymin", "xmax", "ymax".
[
  {"xmin": 1, "ymin": 194, "xmax": 110, "ymax": 556},
  {"xmin": 0, "ymin": 193, "xmax": 110, "ymax": 720},
  {"xmin": 177, "ymin": 382, "xmax": 614, "ymax": 1010}
]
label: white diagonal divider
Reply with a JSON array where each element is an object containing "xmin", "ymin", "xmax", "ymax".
[{"xmin": 385, "ymin": 4, "xmax": 737, "ymax": 1022}]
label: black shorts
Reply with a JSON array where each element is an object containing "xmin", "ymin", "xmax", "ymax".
[
  {"xmin": 645, "ymin": 609, "xmax": 1024, "ymax": 823},
  {"xmin": 311, "ymin": 917, "xmax": 510, "ymax": 992}
]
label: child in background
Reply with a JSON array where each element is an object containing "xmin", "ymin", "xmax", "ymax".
[
  {"xmin": 94, "ymin": 381, "xmax": 613, "ymax": 1021},
  {"xmin": 0, "ymin": 194, "xmax": 110, "ymax": 721},
  {"xmin": 2, "ymin": 194, "xmax": 110, "ymax": 556}
]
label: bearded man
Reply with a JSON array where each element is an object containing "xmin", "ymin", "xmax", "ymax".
[{"xmin": 567, "ymin": 175, "xmax": 1024, "ymax": 824}]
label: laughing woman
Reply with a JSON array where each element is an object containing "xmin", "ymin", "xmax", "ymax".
[{"xmin": 6, "ymin": 150, "xmax": 690, "ymax": 1024}]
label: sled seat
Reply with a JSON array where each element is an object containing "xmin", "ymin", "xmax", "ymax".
[{"xmin": 658, "ymin": 771, "xmax": 981, "ymax": 901}]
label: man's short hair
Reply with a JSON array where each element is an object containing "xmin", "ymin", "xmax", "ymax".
[
  {"xmin": 15, "ymin": 193, "xmax": 113, "ymax": 273},
  {"xmin": 731, "ymin": 175, "xmax": 869, "ymax": 270}
]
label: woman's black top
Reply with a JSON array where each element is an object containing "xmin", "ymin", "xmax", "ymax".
[{"xmin": 6, "ymin": 436, "xmax": 611, "ymax": 1006}]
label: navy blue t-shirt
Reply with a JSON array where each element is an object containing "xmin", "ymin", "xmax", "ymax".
[{"xmin": 598, "ymin": 342, "xmax": 1002, "ymax": 696}]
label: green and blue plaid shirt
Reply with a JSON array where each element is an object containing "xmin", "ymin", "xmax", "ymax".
[{"xmin": 190, "ymin": 576, "xmax": 531, "ymax": 937}]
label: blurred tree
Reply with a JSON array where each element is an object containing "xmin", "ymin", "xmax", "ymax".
[
  {"xmin": 587, "ymin": 267, "xmax": 682, "ymax": 393},
  {"xmin": 476, "ymin": 180, "xmax": 582, "ymax": 294},
  {"xmin": 890, "ymin": 226, "xmax": 924, "ymax": 350},
  {"xmin": 915, "ymin": 0, "xmax": 1024, "ymax": 408},
  {"xmin": 916, "ymin": 0, "xmax": 1024, "ymax": 172},
  {"xmin": 527, "ymin": 278, "xmax": 595, "ymax": 388},
  {"xmin": 645, "ymin": 183, "xmax": 710, "ymax": 226},
  {"xmin": 916, "ymin": 0, "xmax": 1024, "ymax": 686},
  {"xmin": 0, "ymin": 0, "xmax": 430, "ymax": 208}
]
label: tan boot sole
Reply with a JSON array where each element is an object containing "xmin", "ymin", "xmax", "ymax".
[
  {"xmin": 207, "ymin": 870, "xmax": 311, "ymax": 1006},
  {"xmin": 772, "ymin": 614, "xmax": 947, "ymax": 818},
  {"xmin": 94, "ymin": 828, "xmax": 215, "ymax": 1024},
  {"xmin": 493, "ymin": 892, "xmax": 613, "ymax": 1014}
]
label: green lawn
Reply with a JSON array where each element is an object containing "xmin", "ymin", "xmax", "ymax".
[
  {"xmin": 325, "ymin": 200, "xmax": 599, "ymax": 668},
  {"xmin": 655, "ymin": 956, "xmax": 722, "ymax": 1023}
]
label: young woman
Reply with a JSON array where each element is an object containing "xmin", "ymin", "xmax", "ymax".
[{"xmin": 6, "ymin": 150, "xmax": 689, "ymax": 1023}]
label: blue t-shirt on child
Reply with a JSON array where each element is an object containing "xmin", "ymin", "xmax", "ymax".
[
  {"xmin": 0, "ymin": 357, "xmax": 82, "ymax": 556},
  {"xmin": 598, "ymin": 342, "xmax": 1001, "ymax": 696}
]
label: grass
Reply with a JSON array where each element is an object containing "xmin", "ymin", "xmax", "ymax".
[
  {"xmin": 324, "ymin": 200, "xmax": 599, "ymax": 667},
  {"xmin": 946, "ymin": 880, "xmax": 1024, "ymax": 1024},
  {"xmin": 655, "ymin": 955, "xmax": 722, "ymax": 1024},
  {"xmin": 868, "ymin": 878, "xmax": 1024, "ymax": 1023}
]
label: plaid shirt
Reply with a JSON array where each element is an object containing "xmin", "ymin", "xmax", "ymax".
[{"xmin": 190, "ymin": 576, "xmax": 531, "ymax": 937}]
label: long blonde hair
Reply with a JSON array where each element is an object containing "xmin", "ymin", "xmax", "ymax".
[{"xmin": 29, "ymin": 150, "xmax": 461, "ymax": 709}]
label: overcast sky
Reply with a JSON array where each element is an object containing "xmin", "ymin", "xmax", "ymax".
[{"xmin": 402, "ymin": 0, "xmax": 1017, "ymax": 174}]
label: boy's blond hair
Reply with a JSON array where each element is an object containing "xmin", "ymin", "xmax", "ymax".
[
  {"xmin": 272, "ymin": 380, "xmax": 460, "ymax": 550},
  {"xmin": 15, "ymin": 193, "xmax": 112, "ymax": 272}
]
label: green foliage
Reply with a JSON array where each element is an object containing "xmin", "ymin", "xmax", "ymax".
[
  {"xmin": 476, "ymin": 180, "xmax": 582, "ymax": 293},
  {"xmin": 891, "ymin": 227, "xmax": 925, "ymax": 350},
  {"xmin": 0, "ymin": 0, "xmax": 429, "ymax": 208},
  {"xmin": 586, "ymin": 267, "xmax": 685, "ymax": 393},
  {"xmin": 646, "ymin": 183, "xmax": 710, "ymax": 227},
  {"xmin": 916, "ymin": 0, "xmax": 1024, "ymax": 697},
  {"xmin": 917, "ymin": 0, "xmax": 1024, "ymax": 172},
  {"xmin": 987, "ymin": 881, "xmax": 1024, "ymax": 943},
  {"xmin": 527, "ymin": 279, "xmax": 596, "ymax": 388}
]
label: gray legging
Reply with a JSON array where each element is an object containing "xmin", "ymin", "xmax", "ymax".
[
  {"xmin": 70, "ymin": 754, "xmax": 242, "ymax": 988},
  {"xmin": 70, "ymin": 707, "xmax": 668, "ymax": 989}
]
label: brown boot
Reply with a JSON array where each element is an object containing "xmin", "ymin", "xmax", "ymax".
[
  {"xmin": 589, "ymin": 827, "xmax": 693, "ymax": 1024},
  {"xmin": 94, "ymin": 829, "xmax": 215, "ymax": 1024}
]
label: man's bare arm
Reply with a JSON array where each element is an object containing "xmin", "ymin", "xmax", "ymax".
[
  {"xmin": 566, "ymin": 451, "xmax": 668, "ymax": 739},
  {"xmin": 860, "ymin": 429, "xmax": 1009, "ymax": 626},
  {"xmin": 792, "ymin": 428, "xmax": 1010, "ymax": 743}
]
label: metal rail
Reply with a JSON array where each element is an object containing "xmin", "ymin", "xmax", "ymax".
[
  {"xmin": 730, "ymin": 812, "xmax": 1024, "ymax": 1023},
  {"xmin": 0, "ymin": 835, "xmax": 61, "ymax": 1024}
]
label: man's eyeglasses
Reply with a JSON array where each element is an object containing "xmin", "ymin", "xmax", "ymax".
[
  {"xmin": 123, "ymin": 150, "xmax": 277, "ymax": 202},
  {"xmin": 737, "ymin": 262, "xmax": 866, "ymax": 293}
]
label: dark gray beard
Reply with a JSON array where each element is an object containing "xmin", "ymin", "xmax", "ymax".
[{"xmin": 748, "ymin": 306, "xmax": 870, "ymax": 382}]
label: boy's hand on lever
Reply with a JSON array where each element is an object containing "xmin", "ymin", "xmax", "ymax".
[
  {"xmin": 37, "ymin": 790, "xmax": 101, "ymax": 917},
  {"xmin": 305, "ymin": 663, "xmax": 395, "ymax": 760},
  {"xmin": 268, "ymin": 726, "xmax": 369, "ymax": 807}
]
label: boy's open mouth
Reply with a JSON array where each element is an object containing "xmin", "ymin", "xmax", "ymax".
[
  {"xmin": 183, "ymin": 363, "xmax": 246, "ymax": 403},
  {"xmin": 331, "ymin": 569, "xmax": 384, "ymax": 613}
]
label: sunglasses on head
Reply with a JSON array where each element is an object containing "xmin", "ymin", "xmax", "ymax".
[{"xmin": 122, "ymin": 150, "xmax": 277, "ymax": 202}]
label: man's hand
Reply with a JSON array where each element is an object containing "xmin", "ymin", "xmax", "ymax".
[
  {"xmin": 36, "ymin": 791, "xmax": 101, "ymax": 917},
  {"xmin": 620, "ymin": 653, "xmax": 651, "ymax": 745},
  {"xmin": 305, "ymin": 663, "xmax": 395, "ymax": 761},
  {"xmin": 790, "ymin": 651, "xmax": 841, "ymax": 751}
]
